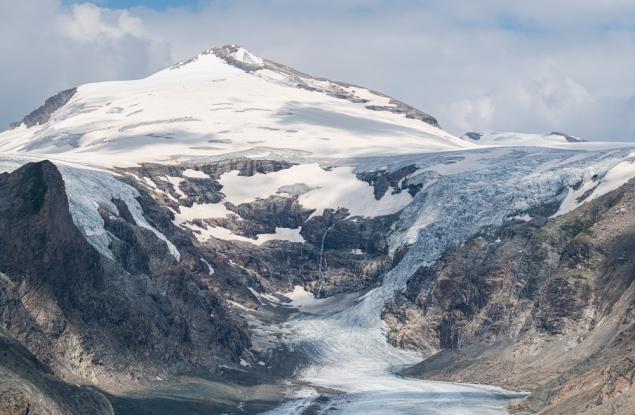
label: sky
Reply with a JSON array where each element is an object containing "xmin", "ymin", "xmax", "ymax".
[{"xmin": 2, "ymin": 0, "xmax": 635, "ymax": 141}]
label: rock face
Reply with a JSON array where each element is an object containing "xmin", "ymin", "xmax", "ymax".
[
  {"xmin": 0, "ymin": 158, "xmax": 398, "ymax": 412},
  {"xmin": 0, "ymin": 161, "xmax": 251, "ymax": 412},
  {"xmin": 388, "ymin": 177, "xmax": 635, "ymax": 414},
  {"xmin": 9, "ymin": 88, "xmax": 77, "ymax": 129},
  {"xmin": 122, "ymin": 160, "xmax": 399, "ymax": 298},
  {"xmin": 0, "ymin": 326, "xmax": 114, "ymax": 415}
]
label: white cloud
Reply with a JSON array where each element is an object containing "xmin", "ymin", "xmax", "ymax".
[
  {"xmin": 1, "ymin": 0, "xmax": 634, "ymax": 141},
  {"xmin": 439, "ymin": 62, "xmax": 596, "ymax": 135},
  {"xmin": 56, "ymin": 3, "xmax": 146, "ymax": 42},
  {"xmin": 0, "ymin": 0, "xmax": 171, "ymax": 129},
  {"xmin": 443, "ymin": 97, "xmax": 494, "ymax": 133}
]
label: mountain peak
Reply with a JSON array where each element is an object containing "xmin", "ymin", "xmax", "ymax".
[
  {"xmin": 0, "ymin": 44, "xmax": 460, "ymax": 166},
  {"xmin": 166, "ymin": 44, "xmax": 265, "ymax": 74},
  {"xmin": 212, "ymin": 44, "xmax": 265, "ymax": 69},
  {"xmin": 462, "ymin": 131, "xmax": 588, "ymax": 147}
]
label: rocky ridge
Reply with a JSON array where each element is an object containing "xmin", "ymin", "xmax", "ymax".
[
  {"xmin": 0, "ymin": 161, "xmax": 261, "ymax": 414},
  {"xmin": 0, "ymin": 44, "xmax": 634, "ymax": 414},
  {"xmin": 387, "ymin": 176, "xmax": 635, "ymax": 414}
]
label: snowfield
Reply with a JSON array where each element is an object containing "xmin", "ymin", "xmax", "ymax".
[
  {"xmin": 462, "ymin": 131, "xmax": 634, "ymax": 150},
  {"xmin": 219, "ymin": 164, "xmax": 412, "ymax": 218},
  {"xmin": 2, "ymin": 45, "xmax": 635, "ymax": 414},
  {"xmin": 0, "ymin": 46, "xmax": 471, "ymax": 168}
]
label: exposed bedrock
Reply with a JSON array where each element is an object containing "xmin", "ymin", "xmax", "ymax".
[
  {"xmin": 121, "ymin": 159, "xmax": 401, "ymax": 299},
  {"xmin": 0, "ymin": 161, "xmax": 251, "ymax": 409},
  {"xmin": 9, "ymin": 88, "xmax": 77, "ymax": 129},
  {"xmin": 357, "ymin": 164, "xmax": 422, "ymax": 199},
  {"xmin": 0, "ymin": 326, "xmax": 114, "ymax": 415},
  {"xmin": 388, "ymin": 178, "xmax": 635, "ymax": 414}
]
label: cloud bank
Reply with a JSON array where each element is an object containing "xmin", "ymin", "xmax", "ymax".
[{"xmin": 1, "ymin": 0, "xmax": 634, "ymax": 140}]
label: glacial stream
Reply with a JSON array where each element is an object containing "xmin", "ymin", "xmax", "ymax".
[
  {"xmin": 265, "ymin": 251, "xmax": 526, "ymax": 414},
  {"xmin": 264, "ymin": 147, "xmax": 634, "ymax": 414}
]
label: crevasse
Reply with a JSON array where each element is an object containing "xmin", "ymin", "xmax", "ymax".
[{"xmin": 265, "ymin": 147, "xmax": 633, "ymax": 414}]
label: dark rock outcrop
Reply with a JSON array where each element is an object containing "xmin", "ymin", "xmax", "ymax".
[
  {"xmin": 357, "ymin": 165, "xmax": 421, "ymax": 199},
  {"xmin": 550, "ymin": 131, "xmax": 586, "ymax": 143},
  {"xmin": 9, "ymin": 88, "xmax": 77, "ymax": 129},
  {"xmin": 0, "ymin": 161, "xmax": 250, "ymax": 407},
  {"xmin": 388, "ymin": 178, "xmax": 635, "ymax": 414},
  {"xmin": 0, "ymin": 326, "xmax": 114, "ymax": 415},
  {"xmin": 464, "ymin": 132, "xmax": 482, "ymax": 141}
]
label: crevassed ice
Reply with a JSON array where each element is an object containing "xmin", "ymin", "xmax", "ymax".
[{"xmin": 266, "ymin": 146, "xmax": 632, "ymax": 414}]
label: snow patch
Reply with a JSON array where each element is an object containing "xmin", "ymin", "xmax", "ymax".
[
  {"xmin": 254, "ymin": 227, "xmax": 305, "ymax": 244},
  {"xmin": 182, "ymin": 168, "xmax": 210, "ymax": 179},
  {"xmin": 511, "ymin": 214, "xmax": 532, "ymax": 222},
  {"xmin": 174, "ymin": 202, "xmax": 234, "ymax": 224},
  {"xmin": 232, "ymin": 47, "xmax": 264, "ymax": 66},
  {"xmin": 219, "ymin": 163, "xmax": 412, "ymax": 218},
  {"xmin": 163, "ymin": 175, "xmax": 187, "ymax": 199},
  {"xmin": 201, "ymin": 258, "xmax": 215, "ymax": 275},
  {"xmin": 284, "ymin": 286, "xmax": 326, "ymax": 309},
  {"xmin": 182, "ymin": 222, "xmax": 304, "ymax": 246},
  {"xmin": 554, "ymin": 157, "xmax": 635, "ymax": 216}
]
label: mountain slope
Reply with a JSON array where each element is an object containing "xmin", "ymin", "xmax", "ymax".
[
  {"xmin": 0, "ymin": 45, "xmax": 470, "ymax": 167},
  {"xmin": 1, "ymin": 45, "xmax": 635, "ymax": 414},
  {"xmin": 463, "ymin": 131, "xmax": 586, "ymax": 146},
  {"xmin": 461, "ymin": 131, "xmax": 635, "ymax": 151},
  {"xmin": 0, "ymin": 160, "xmax": 260, "ymax": 412},
  {"xmin": 394, "ymin": 175, "xmax": 635, "ymax": 414},
  {"xmin": 0, "ymin": 326, "xmax": 114, "ymax": 415}
]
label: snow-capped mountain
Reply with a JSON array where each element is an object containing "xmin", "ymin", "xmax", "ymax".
[
  {"xmin": 0, "ymin": 45, "xmax": 469, "ymax": 167},
  {"xmin": 463, "ymin": 131, "xmax": 586, "ymax": 145},
  {"xmin": 459, "ymin": 131, "xmax": 633, "ymax": 150},
  {"xmin": 1, "ymin": 45, "xmax": 635, "ymax": 415}
]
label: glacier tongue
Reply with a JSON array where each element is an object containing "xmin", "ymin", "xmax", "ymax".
[
  {"xmin": 266, "ymin": 146, "xmax": 633, "ymax": 414},
  {"xmin": 3, "ymin": 44, "xmax": 635, "ymax": 414}
]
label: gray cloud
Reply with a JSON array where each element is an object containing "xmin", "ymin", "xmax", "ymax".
[
  {"xmin": 0, "ymin": 1, "xmax": 171, "ymax": 129},
  {"xmin": 2, "ymin": 0, "xmax": 634, "ymax": 141}
]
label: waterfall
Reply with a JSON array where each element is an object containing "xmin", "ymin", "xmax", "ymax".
[{"xmin": 316, "ymin": 224, "xmax": 334, "ymax": 297}]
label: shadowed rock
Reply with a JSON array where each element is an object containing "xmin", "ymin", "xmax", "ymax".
[{"xmin": 9, "ymin": 88, "xmax": 77, "ymax": 129}]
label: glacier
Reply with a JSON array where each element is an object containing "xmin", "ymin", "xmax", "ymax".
[
  {"xmin": 2, "ymin": 45, "xmax": 635, "ymax": 414},
  {"xmin": 263, "ymin": 146, "xmax": 635, "ymax": 414}
]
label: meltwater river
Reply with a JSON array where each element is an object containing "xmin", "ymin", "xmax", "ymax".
[
  {"xmin": 263, "ymin": 147, "xmax": 633, "ymax": 414},
  {"xmin": 264, "ymin": 250, "xmax": 526, "ymax": 415}
]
